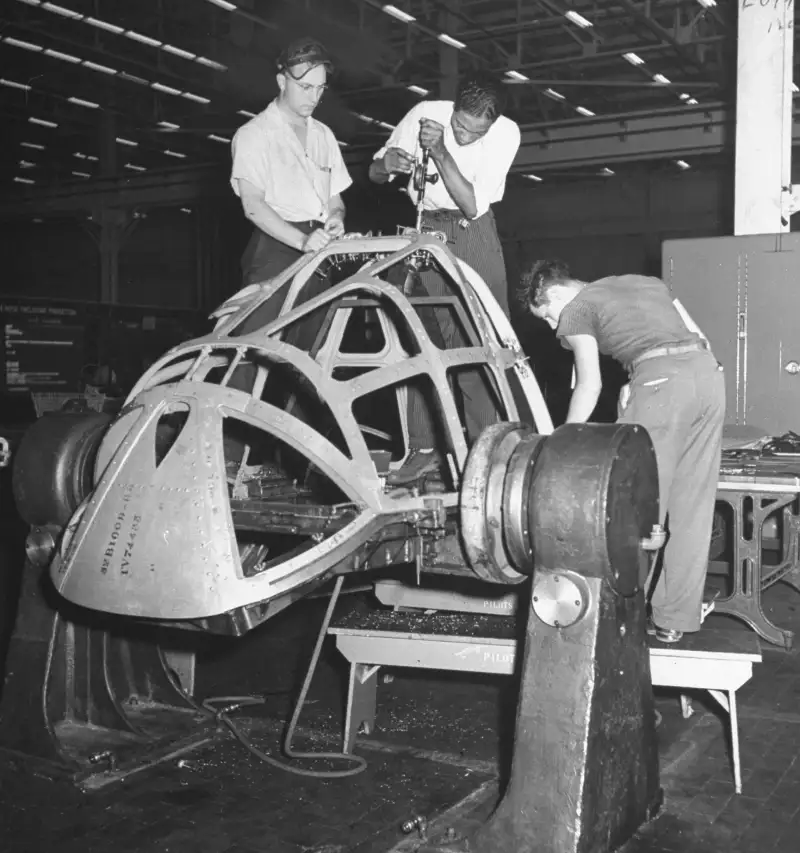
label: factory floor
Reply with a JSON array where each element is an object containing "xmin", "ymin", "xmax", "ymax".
[{"xmin": 1, "ymin": 576, "xmax": 800, "ymax": 853}]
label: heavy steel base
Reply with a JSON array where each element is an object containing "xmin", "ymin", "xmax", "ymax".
[{"xmin": 0, "ymin": 560, "xmax": 214, "ymax": 792}]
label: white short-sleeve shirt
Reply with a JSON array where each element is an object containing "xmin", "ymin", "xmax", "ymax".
[
  {"xmin": 374, "ymin": 100, "xmax": 520, "ymax": 219},
  {"xmin": 230, "ymin": 100, "xmax": 352, "ymax": 223}
]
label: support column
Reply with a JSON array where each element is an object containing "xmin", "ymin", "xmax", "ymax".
[
  {"xmin": 734, "ymin": 0, "xmax": 795, "ymax": 235},
  {"xmin": 438, "ymin": 6, "xmax": 459, "ymax": 100}
]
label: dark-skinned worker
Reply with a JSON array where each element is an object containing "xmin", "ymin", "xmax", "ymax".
[
  {"xmin": 517, "ymin": 259, "xmax": 725, "ymax": 644},
  {"xmin": 231, "ymin": 38, "xmax": 351, "ymax": 289},
  {"xmin": 369, "ymin": 74, "xmax": 520, "ymax": 485}
]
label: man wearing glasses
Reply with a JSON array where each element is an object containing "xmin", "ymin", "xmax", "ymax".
[
  {"xmin": 369, "ymin": 74, "xmax": 521, "ymax": 484},
  {"xmin": 231, "ymin": 38, "xmax": 352, "ymax": 287}
]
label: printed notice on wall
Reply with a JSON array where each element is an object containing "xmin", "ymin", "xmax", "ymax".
[{"xmin": 1, "ymin": 302, "xmax": 85, "ymax": 392}]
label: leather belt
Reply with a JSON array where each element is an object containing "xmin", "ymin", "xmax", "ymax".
[
  {"xmin": 629, "ymin": 341, "xmax": 708, "ymax": 371},
  {"xmin": 423, "ymin": 209, "xmax": 471, "ymax": 229}
]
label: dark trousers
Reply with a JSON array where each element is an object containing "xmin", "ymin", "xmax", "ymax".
[
  {"xmin": 406, "ymin": 208, "xmax": 510, "ymax": 448},
  {"xmin": 242, "ymin": 222, "xmax": 316, "ymax": 286},
  {"xmin": 619, "ymin": 351, "xmax": 725, "ymax": 632}
]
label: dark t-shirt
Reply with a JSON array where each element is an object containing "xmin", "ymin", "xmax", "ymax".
[{"xmin": 556, "ymin": 274, "xmax": 701, "ymax": 369}]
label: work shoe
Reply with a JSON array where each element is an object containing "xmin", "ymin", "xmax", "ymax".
[
  {"xmin": 387, "ymin": 448, "xmax": 443, "ymax": 486},
  {"xmin": 646, "ymin": 618, "xmax": 683, "ymax": 644}
]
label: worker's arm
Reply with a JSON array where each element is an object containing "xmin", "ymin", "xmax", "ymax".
[
  {"xmin": 237, "ymin": 178, "xmax": 330, "ymax": 253},
  {"xmin": 370, "ymin": 104, "xmax": 419, "ymax": 184},
  {"xmin": 369, "ymin": 149, "xmax": 415, "ymax": 183},
  {"xmin": 419, "ymin": 118, "xmax": 477, "ymax": 219},
  {"xmin": 324, "ymin": 193, "xmax": 346, "ymax": 237},
  {"xmin": 564, "ymin": 334, "xmax": 603, "ymax": 423}
]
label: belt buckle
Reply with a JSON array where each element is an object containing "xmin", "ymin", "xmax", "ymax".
[{"xmin": 457, "ymin": 217, "xmax": 469, "ymax": 230}]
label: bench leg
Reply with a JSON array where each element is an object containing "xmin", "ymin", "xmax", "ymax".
[
  {"xmin": 708, "ymin": 689, "xmax": 742, "ymax": 795},
  {"xmin": 343, "ymin": 663, "xmax": 379, "ymax": 753}
]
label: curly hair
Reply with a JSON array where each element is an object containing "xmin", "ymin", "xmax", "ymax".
[
  {"xmin": 454, "ymin": 73, "xmax": 507, "ymax": 122},
  {"xmin": 517, "ymin": 259, "xmax": 574, "ymax": 309}
]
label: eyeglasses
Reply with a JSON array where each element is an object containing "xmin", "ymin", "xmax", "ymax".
[{"xmin": 287, "ymin": 76, "xmax": 328, "ymax": 97}]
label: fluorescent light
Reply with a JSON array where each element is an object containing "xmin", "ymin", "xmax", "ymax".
[
  {"xmin": 575, "ymin": 106, "xmax": 595, "ymax": 117},
  {"xmin": 21, "ymin": 142, "xmax": 45, "ymax": 150},
  {"xmin": 86, "ymin": 155, "xmax": 98, "ymax": 161},
  {"xmin": 44, "ymin": 48, "xmax": 81, "ymax": 63},
  {"xmin": 119, "ymin": 72, "xmax": 148, "ymax": 85},
  {"xmin": 162, "ymin": 44, "xmax": 196, "ymax": 60},
  {"xmin": 354, "ymin": 112, "xmax": 376, "ymax": 124},
  {"xmin": 158, "ymin": 121, "xmax": 181, "ymax": 129},
  {"xmin": 675, "ymin": 160, "xmax": 691, "ymax": 170},
  {"xmin": 125, "ymin": 31, "xmax": 162, "ymax": 47},
  {"xmin": 152, "ymin": 82, "xmax": 182, "ymax": 95},
  {"xmin": 124, "ymin": 163, "xmax": 146, "ymax": 171},
  {"xmin": 73, "ymin": 152, "xmax": 87, "ymax": 159},
  {"xmin": 164, "ymin": 149, "xmax": 187, "ymax": 158},
  {"xmin": 623, "ymin": 52, "xmax": 644, "ymax": 66},
  {"xmin": 19, "ymin": 160, "xmax": 36, "ymax": 168},
  {"xmin": 180, "ymin": 208, "xmax": 192, "ymax": 213},
  {"xmin": 14, "ymin": 177, "xmax": 35, "ymax": 185},
  {"xmin": 376, "ymin": 120, "xmax": 396, "ymax": 130},
  {"xmin": 42, "ymin": 2, "xmax": 81, "ymax": 17},
  {"xmin": 438, "ymin": 33, "xmax": 466, "ymax": 49},
  {"xmin": 83, "ymin": 60, "xmax": 117, "ymax": 74},
  {"xmin": 15, "ymin": 0, "xmax": 42, "ymax": 6},
  {"xmin": 565, "ymin": 10, "xmax": 593, "ymax": 28},
  {"xmin": 544, "ymin": 88, "xmax": 565, "ymax": 101},
  {"xmin": 337, "ymin": 140, "xmax": 349, "ymax": 147},
  {"xmin": 181, "ymin": 91, "xmax": 211, "ymax": 104},
  {"xmin": 29, "ymin": 117, "xmax": 58, "ymax": 127},
  {"xmin": 237, "ymin": 109, "xmax": 257, "ymax": 117},
  {"xmin": 697, "ymin": 0, "xmax": 716, "ymax": 8},
  {"xmin": 207, "ymin": 133, "xmax": 231, "ymax": 143},
  {"xmin": 206, "ymin": 0, "xmax": 237, "ymax": 9},
  {"xmin": 686, "ymin": 97, "xmax": 698, "ymax": 105},
  {"xmin": 524, "ymin": 174, "xmax": 543, "ymax": 182},
  {"xmin": 793, "ymin": 83, "xmax": 799, "ymax": 94},
  {"xmin": 116, "ymin": 137, "xmax": 138, "ymax": 146},
  {"xmin": 407, "ymin": 84, "xmax": 429, "ymax": 96},
  {"xmin": 72, "ymin": 171, "xmax": 91, "ymax": 178},
  {"xmin": 68, "ymin": 96, "xmax": 100, "ymax": 109},
  {"xmin": 195, "ymin": 56, "xmax": 227, "ymax": 71},
  {"xmin": 85, "ymin": 17, "xmax": 124, "ymax": 34},
  {"xmin": 505, "ymin": 70, "xmax": 529, "ymax": 82},
  {"xmin": 599, "ymin": 167, "xmax": 615, "ymax": 176},
  {"xmin": 1, "ymin": 78, "xmax": 31, "ymax": 91},
  {"xmin": 382, "ymin": 4, "xmax": 416, "ymax": 23},
  {"xmin": 652, "ymin": 73, "xmax": 671, "ymax": 85},
  {"xmin": 4, "ymin": 37, "xmax": 44, "ymax": 52},
  {"xmin": 679, "ymin": 92, "xmax": 691, "ymax": 101}
]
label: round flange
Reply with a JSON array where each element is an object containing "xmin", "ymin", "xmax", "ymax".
[
  {"xmin": 531, "ymin": 571, "xmax": 589, "ymax": 629},
  {"xmin": 502, "ymin": 433, "xmax": 546, "ymax": 574},
  {"xmin": 460, "ymin": 423, "xmax": 531, "ymax": 584}
]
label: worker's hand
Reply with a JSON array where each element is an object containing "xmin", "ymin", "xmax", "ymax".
[
  {"xmin": 617, "ymin": 383, "xmax": 631, "ymax": 417},
  {"xmin": 383, "ymin": 147, "xmax": 414, "ymax": 175},
  {"xmin": 324, "ymin": 211, "xmax": 345, "ymax": 237},
  {"xmin": 418, "ymin": 118, "xmax": 446, "ymax": 159},
  {"xmin": 301, "ymin": 227, "xmax": 332, "ymax": 253}
]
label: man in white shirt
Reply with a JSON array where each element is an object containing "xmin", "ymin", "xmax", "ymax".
[
  {"xmin": 369, "ymin": 74, "xmax": 521, "ymax": 484},
  {"xmin": 230, "ymin": 38, "xmax": 352, "ymax": 290}
]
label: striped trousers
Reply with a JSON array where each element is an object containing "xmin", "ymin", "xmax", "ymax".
[{"xmin": 406, "ymin": 208, "xmax": 510, "ymax": 449}]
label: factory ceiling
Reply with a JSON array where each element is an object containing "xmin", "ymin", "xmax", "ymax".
[{"xmin": 0, "ymin": 0, "xmax": 757, "ymax": 200}]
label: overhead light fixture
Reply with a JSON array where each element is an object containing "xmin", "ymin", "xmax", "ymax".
[
  {"xmin": 505, "ymin": 70, "xmax": 529, "ymax": 82},
  {"xmin": 575, "ymin": 106, "xmax": 595, "ymax": 117},
  {"xmin": 652, "ymin": 73, "xmax": 671, "ymax": 85},
  {"xmin": 14, "ymin": 176, "xmax": 36, "ymax": 185},
  {"xmin": 72, "ymin": 171, "xmax": 91, "ymax": 178},
  {"xmin": 182, "ymin": 91, "xmax": 211, "ymax": 104},
  {"xmin": 29, "ymin": 116, "xmax": 58, "ymax": 127},
  {"xmin": 42, "ymin": 2, "xmax": 80, "ymax": 17},
  {"xmin": 158, "ymin": 121, "xmax": 181, "ymax": 129},
  {"xmin": 206, "ymin": 0, "xmax": 238, "ymax": 9},
  {"xmin": 675, "ymin": 159, "xmax": 691, "ymax": 170},
  {"xmin": 19, "ymin": 160, "xmax": 36, "ymax": 168},
  {"xmin": 599, "ymin": 167, "xmax": 615, "ymax": 176},
  {"xmin": 119, "ymin": 72, "xmax": 148, "ymax": 85},
  {"xmin": 68, "ymin": 96, "xmax": 100, "ymax": 109},
  {"xmin": 83, "ymin": 60, "xmax": 117, "ymax": 74},
  {"xmin": 116, "ymin": 137, "xmax": 138, "ymax": 146},
  {"xmin": 15, "ymin": 0, "xmax": 43, "ymax": 6},
  {"xmin": 44, "ymin": 48, "xmax": 81, "ymax": 63},
  {"xmin": 685, "ymin": 97, "xmax": 698, "ymax": 105},
  {"xmin": 195, "ymin": 56, "xmax": 228, "ymax": 71},
  {"xmin": 152, "ymin": 82, "xmax": 182, "ymax": 95},
  {"xmin": 524, "ymin": 174, "xmax": 543, "ymax": 182},
  {"xmin": 376, "ymin": 120, "xmax": 396, "ymax": 130},
  {"xmin": 544, "ymin": 88, "xmax": 565, "ymax": 101},
  {"xmin": 164, "ymin": 149, "xmax": 187, "ymax": 158},
  {"xmin": 565, "ymin": 10, "xmax": 593, "ymax": 28},
  {"xmin": 793, "ymin": 83, "xmax": 799, "ymax": 94},
  {"xmin": 623, "ymin": 52, "xmax": 644, "ymax": 66},
  {"xmin": 4, "ymin": 37, "xmax": 44, "ymax": 52},
  {"xmin": 679, "ymin": 92, "xmax": 691, "ymax": 101},
  {"xmin": 382, "ymin": 4, "xmax": 416, "ymax": 23},
  {"xmin": 207, "ymin": 133, "xmax": 231, "ymax": 143},
  {"xmin": 407, "ymin": 84, "xmax": 429, "ymax": 96},
  {"xmin": 337, "ymin": 140, "xmax": 349, "ymax": 147},
  {"xmin": 163, "ymin": 44, "xmax": 196, "ymax": 60},
  {"xmin": 1, "ymin": 78, "xmax": 31, "ymax": 91},
  {"xmin": 85, "ymin": 17, "xmax": 124, "ymax": 34},
  {"xmin": 124, "ymin": 163, "xmax": 146, "ymax": 172},
  {"xmin": 86, "ymin": 154, "xmax": 98, "ymax": 161},
  {"xmin": 237, "ymin": 109, "xmax": 257, "ymax": 117},
  {"xmin": 180, "ymin": 208, "xmax": 192, "ymax": 214},
  {"xmin": 125, "ymin": 30, "xmax": 162, "ymax": 47},
  {"xmin": 21, "ymin": 142, "xmax": 46, "ymax": 150},
  {"xmin": 73, "ymin": 152, "xmax": 87, "ymax": 159},
  {"xmin": 354, "ymin": 112, "xmax": 376, "ymax": 124},
  {"xmin": 438, "ymin": 33, "xmax": 466, "ymax": 49},
  {"xmin": 697, "ymin": 0, "xmax": 716, "ymax": 8}
]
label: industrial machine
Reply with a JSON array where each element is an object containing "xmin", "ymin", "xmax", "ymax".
[{"xmin": 1, "ymin": 231, "xmax": 662, "ymax": 851}]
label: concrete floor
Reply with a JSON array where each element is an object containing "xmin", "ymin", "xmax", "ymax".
[{"xmin": 1, "ymin": 574, "xmax": 799, "ymax": 853}]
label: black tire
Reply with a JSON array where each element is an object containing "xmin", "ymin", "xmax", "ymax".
[{"xmin": 12, "ymin": 412, "xmax": 112, "ymax": 528}]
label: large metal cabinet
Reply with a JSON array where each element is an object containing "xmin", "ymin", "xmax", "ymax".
[{"xmin": 662, "ymin": 233, "xmax": 800, "ymax": 435}]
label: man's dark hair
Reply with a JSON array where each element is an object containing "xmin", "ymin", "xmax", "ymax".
[
  {"xmin": 454, "ymin": 73, "xmax": 507, "ymax": 122},
  {"xmin": 517, "ymin": 259, "xmax": 574, "ymax": 309},
  {"xmin": 277, "ymin": 38, "xmax": 334, "ymax": 78}
]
